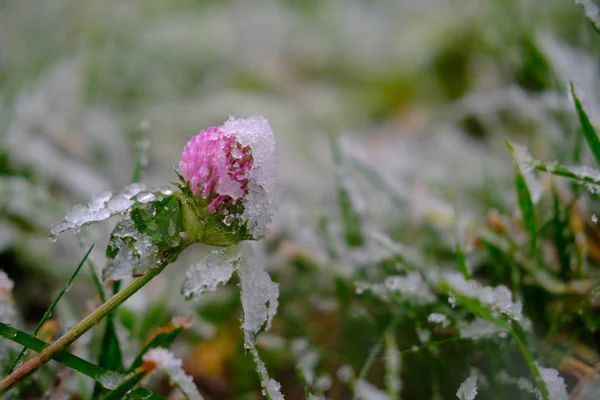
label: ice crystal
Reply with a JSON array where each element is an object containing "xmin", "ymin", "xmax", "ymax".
[
  {"xmin": 356, "ymin": 272, "xmax": 435, "ymax": 304},
  {"xmin": 458, "ymin": 318, "xmax": 504, "ymax": 339},
  {"xmin": 509, "ymin": 143, "xmax": 542, "ymax": 204}
]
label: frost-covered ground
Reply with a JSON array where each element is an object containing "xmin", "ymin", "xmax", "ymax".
[{"xmin": 2, "ymin": 0, "xmax": 600, "ymax": 399}]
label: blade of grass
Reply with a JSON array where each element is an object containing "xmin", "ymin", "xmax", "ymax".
[
  {"xmin": 0, "ymin": 322, "xmax": 163, "ymax": 400},
  {"xmin": 570, "ymin": 82, "xmax": 600, "ymax": 166},
  {"xmin": 552, "ymin": 185, "xmax": 571, "ymax": 279},
  {"xmin": 384, "ymin": 331, "xmax": 401, "ymax": 400},
  {"xmin": 8, "ymin": 245, "xmax": 94, "ymax": 374},
  {"xmin": 506, "ymin": 142, "xmax": 538, "ymax": 256},
  {"xmin": 329, "ymin": 134, "xmax": 364, "ymax": 247},
  {"xmin": 455, "ymin": 243, "xmax": 471, "ymax": 280}
]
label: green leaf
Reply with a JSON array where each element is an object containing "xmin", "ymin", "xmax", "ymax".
[
  {"xmin": 571, "ymin": 82, "xmax": 600, "ymax": 166},
  {"xmin": 0, "ymin": 323, "xmax": 164, "ymax": 400},
  {"xmin": 455, "ymin": 243, "xmax": 471, "ymax": 280},
  {"xmin": 128, "ymin": 319, "xmax": 187, "ymax": 373},
  {"xmin": 506, "ymin": 142, "xmax": 538, "ymax": 255},
  {"xmin": 8, "ymin": 245, "xmax": 94, "ymax": 374}
]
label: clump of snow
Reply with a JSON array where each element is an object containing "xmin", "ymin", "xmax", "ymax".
[
  {"xmin": 496, "ymin": 370, "xmax": 540, "ymax": 397},
  {"xmin": 576, "ymin": 0, "xmax": 600, "ymax": 29},
  {"xmin": 444, "ymin": 272, "xmax": 523, "ymax": 321},
  {"xmin": 458, "ymin": 318, "xmax": 505, "ymax": 339},
  {"xmin": 97, "ymin": 371, "xmax": 127, "ymax": 390},
  {"xmin": 456, "ymin": 374, "xmax": 478, "ymax": 400},
  {"xmin": 428, "ymin": 312, "xmax": 450, "ymax": 328},
  {"xmin": 220, "ymin": 116, "xmax": 280, "ymax": 239},
  {"xmin": 337, "ymin": 365, "xmax": 355, "ymax": 383},
  {"xmin": 536, "ymin": 364, "xmax": 568, "ymax": 400},
  {"xmin": 0, "ymin": 271, "xmax": 14, "ymax": 293},
  {"xmin": 354, "ymin": 380, "xmax": 390, "ymax": 400},
  {"xmin": 592, "ymin": 214, "xmax": 598, "ymax": 224},
  {"xmin": 181, "ymin": 247, "xmax": 242, "ymax": 299},
  {"xmin": 143, "ymin": 348, "xmax": 203, "ymax": 400},
  {"xmin": 356, "ymin": 272, "xmax": 435, "ymax": 304},
  {"xmin": 50, "ymin": 183, "xmax": 145, "ymax": 239}
]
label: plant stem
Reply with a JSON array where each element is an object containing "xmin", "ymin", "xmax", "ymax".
[{"xmin": 0, "ymin": 262, "xmax": 168, "ymax": 394}]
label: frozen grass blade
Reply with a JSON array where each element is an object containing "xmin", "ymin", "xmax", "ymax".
[
  {"xmin": 8, "ymin": 245, "xmax": 94, "ymax": 374},
  {"xmin": 0, "ymin": 323, "xmax": 164, "ymax": 399},
  {"xmin": 552, "ymin": 185, "xmax": 571, "ymax": 279},
  {"xmin": 100, "ymin": 369, "xmax": 147, "ymax": 400},
  {"xmin": 506, "ymin": 141, "xmax": 538, "ymax": 255},
  {"xmin": 528, "ymin": 160, "xmax": 600, "ymax": 189},
  {"xmin": 455, "ymin": 243, "xmax": 472, "ymax": 280},
  {"xmin": 570, "ymin": 82, "xmax": 600, "ymax": 166},
  {"xmin": 384, "ymin": 331, "xmax": 401, "ymax": 400},
  {"xmin": 329, "ymin": 134, "xmax": 364, "ymax": 247}
]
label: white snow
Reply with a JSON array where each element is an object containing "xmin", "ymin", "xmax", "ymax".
[
  {"xmin": 536, "ymin": 365, "xmax": 568, "ymax": 400},
  {"xmin": 456, "ymin": 375, "xmax": 478, "ymax": 400},
  {"xmin": 143, "ymin": 348, "xmax": 203, "ymax": 400},
  {"xmin": 576, "ymin": 0, "xmax": 600, "ymax": 29},
  {"xmin": 354, "ymin": 380, "xmax": 390, "ymax": 400},
  {"xmin": 51, "ymin": 183, "xmax": 145, "ymax": 238},
  {"xmin": 428, "ymin": 312, "xmax": 450, "ymax": 328},
  {"xmin": 181, "ymin": 247, "xmax": 241, "ymax": 299},
  {"xmin": 458, "ymin": 318, "xmax": 504, "ymax": 339},
  {"xmin": 0, "ymin": 271, "xmax": 14, "ymax": 293},
  {"xmin": 220, "ymin": 116, "xmax": 280, "ymax": 239},
  {"xmin": 444, "ymin": 272, "xmax": 523, "ymax": 321},
  {"xmin": 356, "ymin": 272, "xmax": 436, "ymax": 304}
]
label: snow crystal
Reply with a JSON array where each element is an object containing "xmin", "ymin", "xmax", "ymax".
[
  {"xmin": 181, "ymin": 247, "xmax": 241, "ymax": 299},
  {"xmin": 297, "ymin": 351, "xmax": 320, "ymax": 385},
  {"xmin": 456, "ymin": 375, "xmax": 478, "ymax": 400},
  {"xmin": 220, "ymin": 116, "xmax": 280, "ymax": 239},
  {"xmin": 416, "ymin": 327, "xmax": 431, "ymax": 343},
  {"xmin": 143, "ymin": 348, "xmax": 203, "ymax": 400},
  {"xmin": 458, "ymin": 318, "xmax": 504, "ymax": 339},
  {"xmin": 51, "ymin": 184, "xmax": 145, "ymax": 238},
  {"xmin": 444, "ymin": 272, "xmax": 523, "ymax": 321},
  {"xmin": 355, "ymin": 380, "xmax": 390, "ymax": 400},
  {"xmin": 428, "ymin": 313, "xmax": 450, "ymax": 328},
  {"xmin": 536, "ymin": 365, "xmax": 568, "ymax": 400},
  {"xmin": 593, "ymin": 214, "xmax": 598, "ymax": 224},
  {"xmin": 510, "ymin": 143, "xmax": 542, "ymax": 204}
]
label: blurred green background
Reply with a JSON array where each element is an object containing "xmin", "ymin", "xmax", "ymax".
[{"xmin": 2, "ymin": 0, "xmax": 600, "ymax": 399}]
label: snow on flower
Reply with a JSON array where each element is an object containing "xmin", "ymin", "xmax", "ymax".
[{"xmin": 179, "ymin": 116, "xmax": 279, "ymax": 239}]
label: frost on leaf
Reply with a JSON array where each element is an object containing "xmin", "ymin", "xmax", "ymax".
[
  {"xmin": 181, "ymin": 246, "xmax": 241, "ymax": 299},
  {"xmin": 508, "ymin": 142, "xmax": 542, "ymax": 204},
  {"xmin": 444, "ymin": 272, "xmax": 523, "ymax": 321},
  {"xmin": 356, "ymin": 272, "xmax": 435, "ymax": 304},
  {"xmin": 103, "ymin": 191, "xmax": 184, "ymax": 281},
  {"xmin": 143, "ymin": 348, "xmax": 203, "ymax": 400},
  {"xmin": 237, "ymin": 251, "xmax": 284, "ymax": 399},
  {"xmin": 50, "ymin": 184, "xmax": 145, "ymax": 239}
]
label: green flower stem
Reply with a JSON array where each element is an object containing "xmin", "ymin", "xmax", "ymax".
[{"xmin": 0, "ymin": 260, "xmax": 171, "ymax": 394}]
